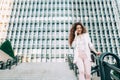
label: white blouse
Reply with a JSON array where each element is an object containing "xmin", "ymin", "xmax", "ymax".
[
  {"xmin": 76, "ymin": 35, "xmax": 86, "ymax": 51},
  {"xmin": 72, "ymin": 33, "xmax": 95, "ymax": 62}
]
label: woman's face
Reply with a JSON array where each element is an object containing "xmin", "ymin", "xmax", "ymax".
[{"xmin": 76, "ymin": 25, "xmax": 82, "ymax": 34}]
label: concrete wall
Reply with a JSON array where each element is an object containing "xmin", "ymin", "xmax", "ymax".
[{"xmin": 0, "ymin": 50, "xmax": 13, "ymax": 62}]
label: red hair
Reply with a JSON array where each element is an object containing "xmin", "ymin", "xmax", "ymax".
[{"xmin": 68, "ymin": 22, "xmax": 87, "ymax": 46}]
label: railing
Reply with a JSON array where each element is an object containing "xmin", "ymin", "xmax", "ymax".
[
  {"xmin": 99, "ymin": 52, "xmax": 120, "ymax": 80},
  {"xmin": 67, "ymin": 52, "xmax": 120, "ymax": 80},
  {"xmin": 91, "ymin": 51, "xmax": 100, "ymax": 76},
  {"xmin": 67, "ymin": 51, "xmax": 100, "ymax": 77},
  {"xmin": 0, "ymin": 55, "xmax": 22, "ymax": 70}
]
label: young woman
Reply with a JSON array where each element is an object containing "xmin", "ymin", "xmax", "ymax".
[{"xmin": 69, "ymin": 22, "xmax": 100, "ymax": 80}]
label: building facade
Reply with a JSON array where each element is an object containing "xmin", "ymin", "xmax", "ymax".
[
  {"xmin": 117, "ymin": 0, "xmax": 120, "ymax": 20},
  {"xmin": 2, "ymin": 0, "xmax": 120, "ymax": 62},
  {"xmin": 0, "ymin": 0, "xmax": 13, "ymax": 43}
]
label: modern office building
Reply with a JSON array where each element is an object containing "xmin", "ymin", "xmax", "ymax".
[
  {"xmin": 117, "ymin": 0, "xmax": 120, "ymax": 20},
  {"xmin": 0, "ymin": 0, "xmax": 13, "ymax": 43},
  {"xmin": 1, "ymin": 0, "xmax": 120, "ymax": 62}
]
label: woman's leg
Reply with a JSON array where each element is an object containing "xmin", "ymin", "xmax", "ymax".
[
  {"xmin": 84, "ymin": 59, "xmax": 91, "ymax": 80},
  {"xmin": 76, "ymin": 58, "xmax": 85, "ymax": 80}
]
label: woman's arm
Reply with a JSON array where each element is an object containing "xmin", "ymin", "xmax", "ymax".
[{"xmin": 87, "ymin": 33, "xmax": 100, "ymax": 55}]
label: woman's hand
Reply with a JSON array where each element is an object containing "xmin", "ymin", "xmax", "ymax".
[
  {"xmin": 75, "ymin": 31, "xmax": 77, "ymax": 36},
  {"xmin": 73, "ymin": 60, "xmax": 77, "ymax": 64},
  {"xmin": 96, "ymin": 52, "xmax": 101, "ymax": 55}
]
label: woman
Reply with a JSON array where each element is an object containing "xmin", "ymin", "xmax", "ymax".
[{"xmin": 69, "ymin": 22, "xmax": 100, "ymax": 80}]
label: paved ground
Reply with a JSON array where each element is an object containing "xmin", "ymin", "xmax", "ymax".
[
  {"xmin": 0, "ymin": 62, "xmax": 100, "ymax": 80},
  {"xmin": 0, "ymin": 62, "xmax": 77, "ymax": 80},
  {"xmin": 91, "ymin": 73, "xmax": 100, "ymax": 80}
]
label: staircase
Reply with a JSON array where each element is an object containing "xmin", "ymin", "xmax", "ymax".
[{"xmin": 0, "ymin": 62, "xmax": 77, "ymax": 80}]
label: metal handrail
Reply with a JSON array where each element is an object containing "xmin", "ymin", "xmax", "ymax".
[
  {"xmin": 0, "ymin": 55, "xmax": 22, "ymax": 70},
  {"xmin": 91, "ymin": 51, "xmax": 100, "ymax": 76},
  {"xmin": 99, "ymin": 52, "xmax": 120, "ymax": 80},
  {"xmin": 67, "ymin": 51, "xmax": 100, "ymax": 77},
  {"xmin": 104, "ymin": 62, "xmax": 120, "ymax": 73}
]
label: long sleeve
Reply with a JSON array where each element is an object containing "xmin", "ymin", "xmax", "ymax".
[
  {"xmin": 72, "ymin": 36, "xmax": 79, "ymax": 48},
  {"xmin": 72, "ymin": 36, "xmax": 79, "ymax": 63},
  {"xmin": 87, "ymin": 33, "xmax": 97, "ymax": 53}
]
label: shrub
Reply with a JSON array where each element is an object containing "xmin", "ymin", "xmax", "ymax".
[{"xmin": 0, "ymin": 39, "xmax": 15, "ymax": 58}]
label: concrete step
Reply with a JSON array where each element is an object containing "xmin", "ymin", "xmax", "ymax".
[
  {"xmin": 0, "ymin": 62, "xmax": 100, "ymax": 80},
  {"xmin": 0, "ymin": 62, "xmax": 77, "ymax": 80},
  {"xmin": 91, "ymin": 74, "xmax": 100, "ymax": 80}
]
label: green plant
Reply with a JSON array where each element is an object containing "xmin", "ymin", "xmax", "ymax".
[{"xmin": 0, "ymin": 39, "xmax": 15, "ymax": 58}]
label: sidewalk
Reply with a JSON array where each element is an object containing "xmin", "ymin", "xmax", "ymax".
[{"xmin": 0, "ymin": 62, "xmax": 77, "ymax": 80}]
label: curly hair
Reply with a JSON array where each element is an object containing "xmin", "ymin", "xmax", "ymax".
[{"xmin": 68, "ymin": 22, "xmax": 87, "ymax": 46}]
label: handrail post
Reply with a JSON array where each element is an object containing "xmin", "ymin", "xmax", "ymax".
[
  {"xmin": 99, "ymin": 52, "xmax": 120, "ymax": 80},
  {"xmin": 91, "ymin": 51, "xmax": 100, "ymax": 76}
]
